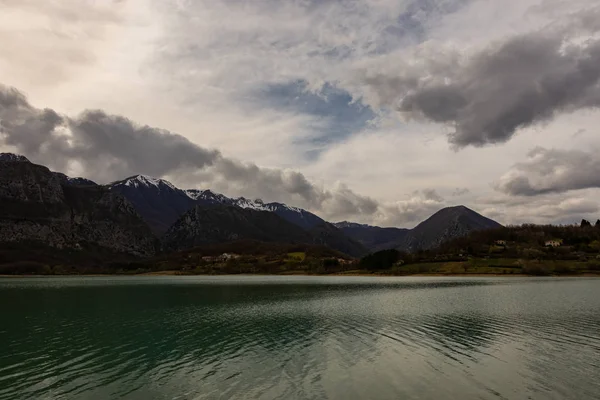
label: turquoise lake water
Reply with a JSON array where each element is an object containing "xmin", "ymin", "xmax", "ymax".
[{"xmin": 1, "ymin": 276, "xmax": 599, "ymax": 399}]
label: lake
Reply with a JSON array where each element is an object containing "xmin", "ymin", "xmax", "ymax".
[{"xmin": 1, "ymin": 276, "xmax": 599, "ymax": 399}]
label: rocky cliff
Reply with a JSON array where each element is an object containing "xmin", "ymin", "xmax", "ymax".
[{"xmin": 0, "ymin": 155, "xmax": 156, "ymax": 256}]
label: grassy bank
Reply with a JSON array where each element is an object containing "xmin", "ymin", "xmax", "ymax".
[{"xmin": 2, "ymin": 238, "xmax": 600, "ymax": 276}]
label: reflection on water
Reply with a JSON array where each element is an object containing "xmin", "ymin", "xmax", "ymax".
[{"xmin": 1, "ymin": 276, "xmax": 599, "ymax": 399}]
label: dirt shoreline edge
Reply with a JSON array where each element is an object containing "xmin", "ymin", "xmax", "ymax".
[{"xmin": 2, "ymin": 272, "xmax": 600, "ymax": 278}]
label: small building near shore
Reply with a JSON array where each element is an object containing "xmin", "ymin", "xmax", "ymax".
[
  {"xmin": 202, "ymin": 253, "xmax": 241, "ymax": 262},
  {"xmin": 545, "ymin": 240, "xmax": 562, "ymax": 247}
]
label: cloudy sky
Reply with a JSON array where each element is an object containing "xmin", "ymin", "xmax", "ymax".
[{"xmin": 1, "ymin": 0, "xmax": 600, "ymax": 227}]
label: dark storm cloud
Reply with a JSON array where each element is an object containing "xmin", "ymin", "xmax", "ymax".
[
  {"xmin": 359, "ymin": 6, "xmax": 600, "ymax": 147},
  {"xmin": 0, "ymin": 84, "xmax": 220, "ymax": 180},
  {"xmin": 70, "ymin": 110, "xmax": 221, "ymax": 179},
  {"xmin": 0, "ymin": 83, "xmax": 390, "ymax": 219},
  {"xmin": 496, "ymin": 147, "xmax": 600, "ymax": 196},
  {"xmin": 0, "ymin": 86, "xmax": 67, "ymax": 164}
]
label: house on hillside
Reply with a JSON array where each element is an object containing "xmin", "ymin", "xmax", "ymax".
[
  {"xmin": 202, "ymin": 253, "xmax": 241, "ymax": 263},
  {"xmin": 545, "ymin": 239, "xmax": 562, "ymax": 247},
  {"xmin": 495, "ymin": 240, "xmax": 507, "ymax": 246}
]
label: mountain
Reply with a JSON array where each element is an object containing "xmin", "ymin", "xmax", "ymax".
[
  {"xmin": 162, "ymin": 204, "xmax": 312, "ymax": 251},
  {"xmin": 336, "ymin": 206, "xmax": 501, "ymax": 253},
  {"xmin": 109, "ymin": 175, "xmax": 199, "ymax": 235},
  {"xmin": 0, "ymin": 155, "xmax": 156, "ymax": 256},
  {"xmin": 395, "ymin": 206, "xmax": 502, "ymax": 252},
  {"xmin": 334, "ymin": 222, "xmax": 409, "ymax": 252}
]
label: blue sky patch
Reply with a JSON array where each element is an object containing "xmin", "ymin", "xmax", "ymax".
[{"xmin": 253, "ymin": 80, "xmax": 376, "ymax": 150}]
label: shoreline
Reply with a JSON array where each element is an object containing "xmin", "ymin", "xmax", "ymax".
[{"xmin": 2, "ymin": 272, "xmax": 600, "ymax": 278}]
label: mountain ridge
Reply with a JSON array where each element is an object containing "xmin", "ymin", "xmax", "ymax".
[
  {"xmin": 108, "ymin": 175, "xmax": 329, "ymax": 233},
  {"xmin": 1, "ymin": 153, "xmax": 501, "ymax": 259},
  {"xmin": 108, "ymin": 174, "xmax": 367, "ymax": 256}
]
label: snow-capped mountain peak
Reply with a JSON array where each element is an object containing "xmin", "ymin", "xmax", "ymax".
[
  {"xmin": 116, "ymin": 175, "xmax": 178, "ymax": 191},
  {"xmin": 110, "ymin": 175, "xmax": 327, "ymax": 232}
]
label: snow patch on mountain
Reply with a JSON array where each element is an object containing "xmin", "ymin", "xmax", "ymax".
[
  {"xmin": 263, "ymin": 202, "xmax": 303, "ymax": 213},
  {"xmin": 185, "ymin": 189, "xmax": 233, "ymax": 204},
  {"xmin": 333, "ymin": 221, "xmax": 374, "ymax": 229},
  {"xmin": 184, "ymin": 189, "xmax": 302, "ymax": 214},
  {"xmin": 234, "ymin": 197, "xmax": 270, "ymax": 211}
]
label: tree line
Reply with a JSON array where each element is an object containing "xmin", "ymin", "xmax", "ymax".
[{"xmin": 359, "ymin": 222, "xmax": 600, "ymax": 271}]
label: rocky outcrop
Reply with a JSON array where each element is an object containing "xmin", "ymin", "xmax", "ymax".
[
  {"xmin": 0, "ymin": 157, "xmax": 64, "ymax": 203},
  {"xmin": 53, "ymin": 172, "xmax": 97, "ymax": 187},
  {"xmin": 0, "ymin": 158, "xmax": 156, "ymax": 256},
  {"xmin": 0, "ymin": 153, "xmax": 30, "ymax": 162}
]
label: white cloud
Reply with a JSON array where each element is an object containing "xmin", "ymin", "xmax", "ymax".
[
  {"xmin": 1, "ymin": 0, "xmax": 599, "ymax": 227},
  {"xmin": 478, "ymin": 191, "xmax": 600, "ymax": 226}
]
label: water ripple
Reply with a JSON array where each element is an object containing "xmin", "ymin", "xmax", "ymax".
[{"xmin": 1, "ymin": 276, "xmax": 600, "ymax": 399}]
